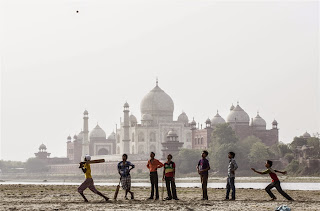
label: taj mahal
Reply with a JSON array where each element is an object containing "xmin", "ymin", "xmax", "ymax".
[{"xmin": 65, "ymin": 80, "xmax": 279, "ymax": 163}]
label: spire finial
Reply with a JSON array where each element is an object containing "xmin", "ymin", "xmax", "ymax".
[
  {"xmin": 217, "ymin": 109, "xmax": 219, "ymax": 114},
  {"xmin": 237, "ymin": 101, "xmax": 239, "ymax": 105},
  {"xmin": 156, "ymin": 77, "xmax": 158, "ymax": 86}
]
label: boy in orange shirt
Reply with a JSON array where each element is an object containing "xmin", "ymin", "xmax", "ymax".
[{"xmin": 146, "ymin": 152, "xmax": 164, "ymax": 200}]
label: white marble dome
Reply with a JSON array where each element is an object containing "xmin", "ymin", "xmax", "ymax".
[
  {"xmin": 178, "ymin": 112, "xmax": 189, "ymax": 123},
  {"xmin": 89, "ymin": 124, "xmax": 106, "ymax": 139},
  {"xmin": 211, "ymin": 111, "xmax": 226, "ymax": 126},
  {"xmin": 39, "ymin": 143, "xmax": 47, "ymax": 150},
  {"xmin": 130, "ymin": 114, "xmax": 137, "ymax": 123},
  {"xmin": 167, "ymin": 130, "xmax": 177, "ymax": 137},
  {"xmin": 142, "ymin": 113, "xmax": 153, "ymax": 121},
  {"xmin": 227, "ymin": 104, "xmax": 250, "ymax": 124},
  {"xmin": 252, "ymin": 112, "xmax": 266, "ymax": 130},
  {"xmin": 108, "ymin": 131, "xmax": 116, "ymax": 140},
  {"xmin": 77, "ymin": 131, "xmax": 84, "ymax": 140},
  {"xmin": 302, "ymin": 131, "xmax": 311, "ymax": 138},
  {"xmin": 140, "ymin": 84, "xmax": 174, "ymax": 117}
]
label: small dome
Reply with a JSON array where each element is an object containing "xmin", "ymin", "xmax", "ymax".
[
  {"xmin": 67, "ymin": 135, "xmax": 71, "ymax": 140},
  {"xmin": 190, "ymin": 118, "xmax": 196, "ymax": 126},
  {"xmin": 302, "ymin": 132, "xmax": 311, "ymax": 138},
  {"xmin": 211, "ymin": 111, "xmax": 226, "ymax": 126},
  {"xmin": 167, "ymin": 130, "xmax": 177, "ymax": 137},
  {"xmin": 205, "ymin": 118, "xmax": 211, "ymax": 124},
  {"xmin": 142, "ymin": 114, "xmax": 153, "ymax": 121},
  {"xmin": 83, "ymin": 110, "xmax": 88, "ymax": 115},
  {"xmin": 178, "ymin": 112, "xmax": 189, "ymax": 123},
  {"xmin": 130, "ymin": 114, "xmax": 137, "ymax": 123},
  {"xmin": 73, "ymin": 134, "xmax": 78, "ymax": 140},
  {"xmin": 272, "ymin": 119, "xmax": 278, "ymax": 125},
  {"xmin": 77, "ymin": 131, "xmax": 84, "ymax": 140},
  {"xmin": 226, "ymin": 103, "xmax": 250, "ymax": 124},
  {"xmin": 230, "ymin": 104, "xmax": 235, "ymax": 111},
  {"xmin": 252, "ymin": 112, "xmax": 266, "ymax": 130},
  {"xmin": 107, "ymin": 131, "xmax": 116, "ymax": 140},
  {"xmin": 39, "ymin": 144, "xmax": 47, "ymax": 150},
  {"xmin": 124, "ymin": 102, "xmax": 129, "ymax": 107},
  {"xmin": 90, "ymin": 124, "xmax": 106, "ymax": 139}
]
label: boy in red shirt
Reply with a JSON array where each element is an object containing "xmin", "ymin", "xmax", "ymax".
[
  {"xmin": 146, "ymin": 152, "xmax": 164, "ymax": 200},
  {"xmin": 251, "ymin": 160, "xmax": 294, "ymax": 201},
  {"xmin": 162, "ymin": 154, "xmax": 179, "ymax": 200}
]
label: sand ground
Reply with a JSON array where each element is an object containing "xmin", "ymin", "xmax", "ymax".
[{"xmin": 1, "ymin": 184, "xmax": 319, "ymax": 211}]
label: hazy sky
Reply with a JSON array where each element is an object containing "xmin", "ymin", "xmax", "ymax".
[{"xmin": 1, "ymin": 0, "xmax": 319, "ymax": 161}]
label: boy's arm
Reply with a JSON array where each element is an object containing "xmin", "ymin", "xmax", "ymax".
[
  {"xmin": 130, "ymin": 163, "xmax": 135, "ymax": 170},
  {"xmin": 275, "ymin": 170, "xmax": 287, "ymax": 175},
  {"xmin": 251, "ymin": 168, "xmax": 267, "ymax": 174},
  {"xmin": 157, "ymin": 160, "xmax": 164, "ymax": 168},
  {"xmin": 146, "ymin": 161, "xmax": 149, "ymax": 169},
  {"xmin": 233, "ymin": 160, "xmax": 238, "ymax": 171}
]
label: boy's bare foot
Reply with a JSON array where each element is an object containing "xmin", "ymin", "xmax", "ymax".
[
  {"xmin": 270, "ymin": 198, "xmax": 277, "ymax": 201},
  {"xmin": 84, "ymin": 199, "xmax": 89, "ymax": 203}
]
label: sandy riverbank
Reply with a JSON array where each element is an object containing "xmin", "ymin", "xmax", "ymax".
[{"xmin": 1, "ymin": 184, "xmax": 319, "ymax": 210}]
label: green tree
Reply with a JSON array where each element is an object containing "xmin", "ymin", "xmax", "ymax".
[
  {"xmin": 175, "ymin": 149, "xmax": 202, "ymax": 174},
  {"xmin": 25, "ymin": 158, "xmax": 49, "ymax": 173},
  {"xmin": 239, "ymin": 135, "xmax": 262, "ymax": 156},
  {"xmin": 211, "ymin": 124, "xmax": 239, "ymax": 148},
  {"xmin": 249, "ymin": 142, "xmax": 270, "ymax": 167},
  {"xmin": 210, "ymin": 143, "xmax": 239, "ymax": 173},
  {"xmin": 278, "ymin": 143, "xmax": 292, "ymax": 157},
  {"xmin": 285, "ymin": 160, "xmax": 300, "ymax": 174},
  {"xmin": 290, "ymin": 137, "xmax": 307, "ymax": 150},
  {"xmin": 284, "ymin": 153, "xmax": 294, "ymax": 163},
  {"xmin": 307, "ymin": 137, "xmax": 320, "ymax": 158}
]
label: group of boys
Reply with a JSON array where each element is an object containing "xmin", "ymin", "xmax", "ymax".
[{"xmin": 77, "ymin": 151, "xmax": 294, "ymax": 202}]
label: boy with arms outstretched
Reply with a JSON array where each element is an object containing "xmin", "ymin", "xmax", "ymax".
[
  {"xmin": 251, "ymin": 160, "xmax": 294, "ymax": 201},
  {"xmin": 78, "ymin": 155, "xmax": 109, "ymax": 202}
]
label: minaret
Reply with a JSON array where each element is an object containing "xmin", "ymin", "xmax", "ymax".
[
  {"xmin": 82, "ymin": 110, "xmax": 90, "ymax": 157},
  {"xmin": 122, "ymin": 102, "xmax": 130, "ymax": 153}
]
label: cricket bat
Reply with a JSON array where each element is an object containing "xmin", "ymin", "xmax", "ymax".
[
  {"xmin": 79, "ymin": 159, "xmax": 105, "ymax": 165},
  {"xmin": 114, "ymin": 179, "xmax": 121, "ymax": 200},
  {"xmin": 161, "ymin": 179, "xmax": 164, "ymax": 201}
]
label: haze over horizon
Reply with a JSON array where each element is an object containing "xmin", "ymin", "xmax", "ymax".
[{"xmin": 1, "ymin": 0, "xmax": 319, "ymax": 161}]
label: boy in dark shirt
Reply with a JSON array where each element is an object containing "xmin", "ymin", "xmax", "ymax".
[
  {"xmin": 251, "ymin": 160, "xmax": 294, "ymax": 201},
  {"xmin": 196, "ymin": 150, "xmax": 210, "ymax": 200},
  {"xmin": 162, "ymin": 154, "xmax": 179, "ymax": 200}
]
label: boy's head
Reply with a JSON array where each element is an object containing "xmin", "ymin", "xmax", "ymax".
[
  {"xmin": 167, "ymin": 154, "xmax": 173, "ymax": 161},
  {"xmin": 150, "ymin": 152, "xmax": 155, "ymax": 159},
  {"xmin": 228, "ymin": 152, "xmax": 235, "ymax": 159},
  {"xmin": 265, "ymin": 160, "xmax": 273, "ymax": 168},
  {"xmin": 202, "ymin": 150, "xmax": 209, "ymax": 158},
  {"xmin": 84, "ymin": 155, "xmax": 91, "ymax": 162},
  {"xmin": 122, "ymin": 154, "xmax": 128, "ymax": 161}
]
